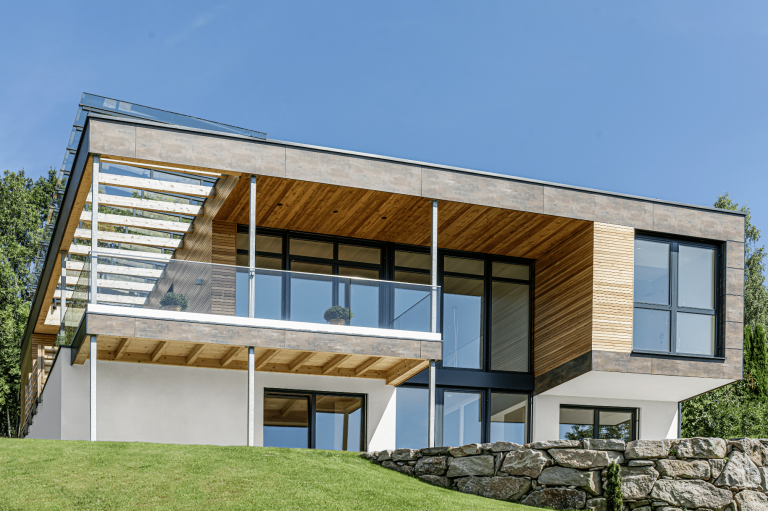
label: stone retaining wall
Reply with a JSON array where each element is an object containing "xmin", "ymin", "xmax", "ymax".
[{"xmin": 361, "ymin": 438, "xmax": 768, "ymax": 510}]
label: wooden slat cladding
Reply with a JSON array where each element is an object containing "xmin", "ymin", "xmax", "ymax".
[
  {"xmin": 211, "ymin": 221, "xmax": 237, "ymax": 316},
  {"xmin": 592, "ymin": 223, "xmax": 634, "ymax": 353},
  {"xmin": 533, "ymin": 224, "xmax": 594, "ymax": 376},
  {"xmin": 214, "ymin": 175, "xmax": 588, "ymax": 260}
]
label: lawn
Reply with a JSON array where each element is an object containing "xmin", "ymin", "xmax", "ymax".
[{"xmin": 0, "ymin": 439, "xmax": 539, "ymax": 511}]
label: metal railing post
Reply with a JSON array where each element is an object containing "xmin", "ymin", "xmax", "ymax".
[{"xmin": 248, "ymin": 176, "xmax": 256, "ymax": 318}]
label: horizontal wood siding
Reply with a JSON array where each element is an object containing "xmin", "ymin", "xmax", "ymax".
[
  {"xmin": 533, "ymin": 223, "xmax": 594, "ymax": 376},
  {"xmin": 592, "ymin": 222, "xmax": 634, "ymax": 353}
]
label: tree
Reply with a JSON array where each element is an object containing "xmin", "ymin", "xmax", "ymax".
[
  {"xmin": 0, "ymin": 168, "xmax": 57, "ymax": 437},
  {"xmin": 681, "ymin": 193, "xmax": 768, "ymax": 438}
]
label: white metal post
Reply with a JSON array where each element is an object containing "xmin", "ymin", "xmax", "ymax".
[
  {"xmin": 248, "ymin": 347, "xmax": 255, "ymax": 446},
  {"xmin": 248, "ymin": 176, "xmax": 256, "ymax": 318},
  {"xmin": 90, "ymin": 334, "xmax": 97, "ymax": 441},
  {"xmin": 59, "ymin": 251, "xmax": 67, "ymax": 342},
  {"xmin": 429, "ymin": 199, "xmax": 438, "ymax": 448},
  {"xmin": 90, "ymin": 157, "xmax": 100, "ymax": 305},
  {"xmin": 428, "ymin": 360, "xmax": 436, "ymax": 447}
]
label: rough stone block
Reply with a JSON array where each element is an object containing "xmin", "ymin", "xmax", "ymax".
[
  {"xmin": 502, "ymin": 449, "xmax": 552, "ymax": 478},
  {"xmin": 626, "ymin": 440, "xmax": 672, "ymax": 460},
  {"xmin": 650, "ymin": 479, "xmax": 733, "ymax": 509},
  {"xmin": 735, "ymin": 490, "xmax": 768, "ymax": 511},
  {"xmin": 729, "ymin": 439, "xmax": 766, "ymax": 467},
  {"xmin": 587, "ymin": 497, "xmax": 608, "ymax": 511},
  {"xmin": 456, "ymin": 476, "xmax": 532, "ymax": 501},
  {"xmin": 449, "ymin": 443, "xmax": 482, "ymax": 457},
  {"xmin": 539, "ymin": 466, "xmax": 602, "ymax": 495},
  {"xmin": 527, "ymin": 440, "xmax": 582, "ymax": 450},
  {"xmin": 656, "ymin": 459, "xmax": 711, "ymax": 479},
  {"xmin": 760, "ymin": 467, "xmax": 768, "ymax": 493},
  {"xmin": 489, "ymin": 441, "xmax": 523, "ymax": 453},
  {"xmin": 376, "ymin": 449, "xmax": 393, "ymax": 462},
  {"xmin": 522, "ymin": 488, "xmax": 588, "ymax": 510},
  {"xmin": 392, "ymin": 448, "xmax": 419, "ymax": 461},
  {"xmin": 420, "ymin": 446, "xmax": 451, "ymax": 456},
  {"xmin": 621, "ymin": 466, "xmax": 660, "ymax": 499},
  {"xmin": 418, "ymin": 475, "xmax": 452, "ymax": 489},
  {"xmin": 715, "ymin": 451, "xmax": 761, "ymax": 490},
  {"xmin": 630, "ymin": 460, "xmax": 657, "ymax": 467},
  {"xmin": 710, "ymin": 459, "xmax": 727, "ymax": 480},
  {"xmin": 381, "ymin": 460, "xmax": 413, "ymax": 475},
  {"xmin": 584, "ymin": 439, "xmax": 627, "ymax": 451},
  {"xmin": 446, "ymin": 455, "xmax": 496, "ymax": 478},
  {"xmin": 550, "ymin": 449, "xmax": 619, "ymax": 469},
  {"xmin": 414, "ymin": 456, "xmax": 448, "ymax": 476},
  {"xmin": 672, "ymin": 438, "xmax": 727, "ymax": 460}
]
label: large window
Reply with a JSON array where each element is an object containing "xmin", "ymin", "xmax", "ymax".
[
  {"xmin": 264, "ymin": 390, "xmax": 365, "ymax": 451},
  {"xmin": 559, "ymin": 405, "xmax": 636, "ymax": 442},
  {"xmin": 633, "ymin": 236, "xmax": 719, "ymax": 357}
]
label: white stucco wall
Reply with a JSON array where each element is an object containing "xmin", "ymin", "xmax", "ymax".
[
  {"xmin": 29, "ymin": 348, "xmax": 397, "ymax": 450},
  {"xmin": 532, "ymin": 393, "xmax": 679, "ymax": 441},
  {"xmin": 26, "ymin": 350, "xmax": 63, "ymax": 440}
]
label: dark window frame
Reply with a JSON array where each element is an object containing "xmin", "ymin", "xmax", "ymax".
[
  {"xmin": 559, "ymin": 404, "xmax": 638, "ymax": 441},
  {"xmin": 264, "ymin": 388, "xmax": 367, "ymax": 451},
  {"xmin": 633, "ymin": 233, "xmax": 723, "ymax": 358}
]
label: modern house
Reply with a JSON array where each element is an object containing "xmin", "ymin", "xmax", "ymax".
[{"xmin": 21, "ymin": 94, "xmax": 744, "ymax": 451}]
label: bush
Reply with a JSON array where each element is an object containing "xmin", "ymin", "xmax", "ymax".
[
  {"xmin": 159, "ymin": 292, "xmax": 189, "ymax": 311},
  {"xmin": 605, "ymin": 462, "xmax": 622, "ymax": 511},
  {"xmin": 323, "ymin": 306, "xmax": 354, "ymax": 322}
]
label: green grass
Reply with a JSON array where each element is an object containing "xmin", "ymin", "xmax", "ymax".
[{"xmin": 0, "ymin": 439, "xmax": 538, "ymax": 510}]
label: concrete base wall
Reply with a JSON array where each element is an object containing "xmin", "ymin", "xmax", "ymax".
[
  {"xmin": 27, "ymin": 348, "xmax": 397, "ymax": 449},
  {"xmin": 532, "ymin": 394, "xmax": 679, "ymax": 441}
]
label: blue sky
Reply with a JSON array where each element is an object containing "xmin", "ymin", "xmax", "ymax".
[{"xmin": 1, "ymin": 1, "xmax": 766, "ymax": 239}]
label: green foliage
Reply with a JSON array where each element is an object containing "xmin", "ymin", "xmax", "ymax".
[
  {"xmin": 605, "ymin": 462, "xmax": 623, "ymax": 511},
  {"xmin": 744, "ymin": 325, "xmax": 768, "ymax": 401},
  {"xmin": 159, "ymin": 292, "xmax": 189, "ymax": 311},
  {"xmin": 323, "ymin": 305, "xmax": 354, "ymax": 322},
  {"xmin": 681, "ymin": 377, "xmax": 768, "ymax": 438},
  {"xmin": 0, "ymin": 169, "xmax": 57, "ymax": 437},
  {"xmin": 0, "ymin": 439, "xmax": 530, "ymax": 511}
]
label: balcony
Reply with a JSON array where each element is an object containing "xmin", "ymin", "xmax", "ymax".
[{"xmin": 63, "ymin": 252, "xmax": 442, "ymax": 385}]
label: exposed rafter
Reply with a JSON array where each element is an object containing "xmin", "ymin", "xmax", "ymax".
[
  {"xmin": 86, "ymin": 193, "xmax": 203, "ymax": 216},
  {"xmin": 80, "ymin": 211, "xmax": 193, "ymax": 233},
  {"xmin": 100, "ymin": 173, "xmax": 215, "ymax": 198}
]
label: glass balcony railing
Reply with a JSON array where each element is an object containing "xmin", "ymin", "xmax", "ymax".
[{"xmin": 62, "ymin": 252, "xmax": 441, "ymax": 345}]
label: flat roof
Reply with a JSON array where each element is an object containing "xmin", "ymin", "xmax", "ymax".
[{"xmin": 87, "ymin": 112, "xmax": 746, "ymax": 217}]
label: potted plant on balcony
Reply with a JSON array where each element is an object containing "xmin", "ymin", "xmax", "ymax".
[
  {"xmin": 160, "ymin": 292, "xmax": 189, "ymax": 312},
  {"xmin": 323, "ymin": 305, "xmax": 353, "ymax": 326}
]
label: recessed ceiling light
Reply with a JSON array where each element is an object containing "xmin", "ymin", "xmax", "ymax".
[
  {"xmin": 277, "ymin": 203, "xmax": 283, "ymax": 206},
  {"xmin": 381, "ymin": 216, "xmax": 387, "ymax": 220},
  {"xmin": 333, "ymin": 210, "xmax": 338, "ymax": 213}
]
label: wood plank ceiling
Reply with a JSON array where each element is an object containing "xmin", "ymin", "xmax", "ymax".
[{"xmin": 215, "ymin": 175, "xmax": 589, "ymax": 260}]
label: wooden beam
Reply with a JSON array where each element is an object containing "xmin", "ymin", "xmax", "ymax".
[
  {"xmin": 151, "ymin": 341, "xmax": 169, "ymax": 362},
  {"xmin": 185, "ymin": 344, "xmax": 205, "ymax": 365},
  {"xmin": 254, "ymin": 349, "xmax": 278, "ymax": 370},
  {"xmin": 81, "ymin": 211, "xmax": 193, "ymax": 233},
  {"xmin": 100, "ymin": 173, "xmax": 215, "ymax": 198},
  {"xmin": 220, "ymin": 347, "xmax": 243, "ymax": 367},
  {"xmin": 353, "ymin": 357, "xmax": 381, "ymax": 376},
  {"xmin": 289, "ymin": 352, "xmax": 315, "ymax": 373},
  {"xmin": 69, "ymin": 244, "xmax": 173, "ymax": 259},
  {"xmin": 322, "ymin": 354, "xmax": 352, "ymax": 375},
  {"xmin": 75, "ymin": 228, "xmax": 183, "ymax": 249},
  {"xmin": 86, "ymin": 193, "xmax": 203, "ymax": 216},
  {"xmin": 100, "ymin": 156, "xmax": 229, "ymax": 178},
  {"xmin": 279, "ymin": 399, "xmax": 300, "ymax": 417},
  {"xmin": 387, "ymin": 359, "xmax": 429, "ymax": 386},
  {"xmin": 114, "ymin": 338, "xmax": 130, "ymax": 360}
]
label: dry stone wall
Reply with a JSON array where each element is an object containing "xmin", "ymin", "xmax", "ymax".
[{"xmin": 361, "ymin": 438, "xmax": 768, "ymax": 510}]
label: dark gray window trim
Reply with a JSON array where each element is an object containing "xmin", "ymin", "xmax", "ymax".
[
  {"xmin": 559, "ymin": 404, "xmax": 638, "ymax": 441},
  {"xmin": 633, "ymin": 233, "xmax": 723, "ymax": 358}
]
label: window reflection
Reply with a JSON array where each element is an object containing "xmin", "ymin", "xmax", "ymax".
[
  {"xmin": 634, "ymin": 240, "xmax": 670, "ymax": 305},
  {"xmin": 443, "ymin": 391, "xmax": 482, "ymax": 446},
  {"xmin": 632, "ymin": 308, "xmax": 670, "ymax": 352},
  {"xmin": 443, "ymin": 277, "xmax": 484, "ymax": 369},
  {"xmin": 559, "ymin": 407, "xmax": 594, "ymax": 441},
  {"xmin": 315, "ymin": 395, "xmax": 363, "ymax": 451},
  {"xmin": 599, "ymin": 410, "xmax": 632, "ymax": 442},
  {"xmin": 264, "ymin": 394, "xmax": 309, "ymax": 448},
  {"xmin": 678, "ymin": 246, "xmax": 715, "ymax": 309},
  {"xmin": 677, "ymin": 313, "xmax": 715, "ymax": 356},
  {"xmin": 491, "ymin": 282, "xmax": 529, "ymax": 372},
  {"xmin": 490, "ymin": 393, "xmax": 527, "ymax": 444},
  {"xmin": 396, "ymin": 387, "xmax": 428, "ymax": 449}
]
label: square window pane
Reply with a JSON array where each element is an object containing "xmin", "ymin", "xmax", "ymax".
[
  {"xmin": 559, "ymin": 407, "xmax": 594, "ymax": 441},
  {"xmin": 443, "ymin": 276, "xmax": 484, "ymax": 369},
  {"xmin": 634, "ymin": 240, "xmax": 670, "ymax": 305},
  {"xmin": 490, "ymin": 393, "xmax": 527, "ymax": 444},
  {"xmin": 491, "ymin": 282, "xmax": 529, "ymax": 372},
  {"xmin": 290, "ymin": 239, "xmax": 333, "ymax": 259},
  {"xmin": 290, "ymin": 264, "xmax": 333, "ymax": 324},
  {"xmin": 315, "ymin": 395, "xmax": 363, "ymax": 451},
  {"xmin": 393, "ymin": 272, "xmax": 432, "ymax": 332},
  {"xmin": 633, "ymin": 308, "xmax": 671, "ymax": 352},
  {"xmin": 395, "ymin": 251, "xmax": 430, "ymax": 270},
  {"xmin": 677, "ymin": 313, "xmax": 716, "ymax": 356},
  {"xmin": 338, "ymin": 244, "xmax": 380, "ymax": 264},
  {"xmin": 395, "ymin": 270, "xmax": 430, "ymax": 285},
  {"xmin": 445, "ymin": 256, "xmax": 485, "ymax": 276},
  {"xmin": 678, "ymin": 245, "xmax": 715, "ymax": 310},
  {"xmin": 599, "ymin": 410, "xmax": 632, "ymax": 442},
  {"xmin": 492, "ymin": 262, "xmax": 529, "ymax": 281},
  {"xmin": 264, "ymin": 394, "xmax": 309, "ymax": 448},
  {"xmin": 443, "ymin": 392, "xmax": 482, "ymax": 446},
  {"xmin": 339, "ymin": 267, "xmax": 380, "ymax": 328},
  {"xmin": 396, "ymin": 387, "xmax": 428, "ymax": 449}
]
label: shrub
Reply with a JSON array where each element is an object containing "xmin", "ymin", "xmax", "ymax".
[
  {"xmin": 605, "ymin": 462, "xmax": 622, "ymax": 511},
  {"xmin": 160, "ymin": 292, "xmax": 189, "ymax": 311},
  {"xmin": 323, "ymin": 306, "xmax": 354, "ymax": 322}
]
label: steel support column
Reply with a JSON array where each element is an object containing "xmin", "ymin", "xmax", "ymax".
[
  {"xmin": 90, "ymin": 334, "xmax": 97, "ymax": 441},
  {"xmin": 59, "ymin": 251, "xmax": 67, "ymax": 342},
  {"xmin": 90, "ymin": 157, "xmax": 99, "ymax": 305},
  {"xmin": 429, "ymin": 199, "xmax": 438, "ymax": 448},
  {"xmin": 248, "ymin": 346, "xmax": 255, "ymax": 446},
  {"xmin": 248, "ymin": 176, "xmax": 256, "ymax": 318},
  {"xmin": 428, "ymin": 360, "xmax": 436, "ymax": 448}
]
